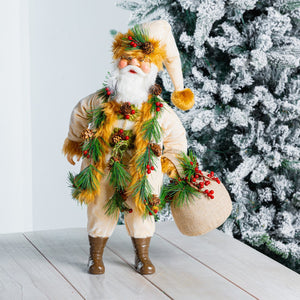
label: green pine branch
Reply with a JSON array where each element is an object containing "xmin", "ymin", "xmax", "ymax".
[
  {"xmin": 87, "ymin": 106, "xmax": 106, "ymax": 129},
  {"xmin": 81, "ymin": 137, "xmax": 104, "ymax": 163},
  {"xmin": 135, "ymin": 145, "xmax": 158, "ymax": 173},
  {"xmin": 131, "ymin": 24, "xmax": 149, "ymax": 43},
  {"xmin": 129, "ymin": 174, "xmax": 152, "ymax": 202},
  {"xmin": 160, "ymin": 179, "xmax": 200, "ymax": 208},
  {"xmin": 68, "ymin": 165, "xmax": 102, "ymax": 199},
  {"xmin": 104, "ymin": 192, "xmax": 130, "ymax": 220},
  {"xmin": 141, "ymin": 116, "xmax": 162, "ymax": 143},
  {"xmin": 177, "ymin": 151, "xmax": 198, "ymax": 180},
  {"xmin": 109, "ymin": 160, "xmax": 131, "ymax": 191}
]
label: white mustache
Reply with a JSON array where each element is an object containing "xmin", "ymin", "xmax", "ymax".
[{"xmin": 119, "ymin": 65, "xmax": 146, "ymax": 77}]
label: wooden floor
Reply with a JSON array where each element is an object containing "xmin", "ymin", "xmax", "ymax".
[{"xmin": 1, "ymin": 221, "xmax": 299, "ymax": 300}]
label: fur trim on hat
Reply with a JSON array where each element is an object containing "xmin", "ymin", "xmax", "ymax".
[
  {"xmin": 171, "ymin": 88, "xmax": 195, "ymax": 111},
  {"xmin": 112, "ymin": 29, "xmax": 167, "ymax": 70}
]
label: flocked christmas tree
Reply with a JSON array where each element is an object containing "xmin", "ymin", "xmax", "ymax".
[{"xmin": 117, "ymin": 0, "xmax": 300, "ymax": 272}]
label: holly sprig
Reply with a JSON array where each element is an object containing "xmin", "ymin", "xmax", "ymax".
[{"xmin": 160, "ymin": 151, "xmax": 221, "ymax": 208}]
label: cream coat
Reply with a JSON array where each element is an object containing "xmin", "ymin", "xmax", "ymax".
[{"xmin": 66, "ymin": 91, "xmax": 187, "ymax": 237}]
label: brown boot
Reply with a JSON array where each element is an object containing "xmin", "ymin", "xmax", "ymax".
[
  {"xmin": 131, "ymin": 237, "xmax": 155, "ymax": 275},
  {"xmin": 88, "ymin": 235, "xmax": 108, "ymax": 274}
]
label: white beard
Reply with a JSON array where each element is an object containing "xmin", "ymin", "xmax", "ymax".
[{"xmin": 109, "ymin": 62, "xmax": 158, "ymax": 106}]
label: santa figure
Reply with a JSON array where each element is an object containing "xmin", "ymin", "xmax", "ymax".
[{"xmin": 62, "ymin": 20, "xmax": 194, "ymax": 275}]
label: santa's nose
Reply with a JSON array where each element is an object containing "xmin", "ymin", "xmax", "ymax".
[{"xmin": 128, "ymin": 58, "xmax": 140, "ymax": 67}]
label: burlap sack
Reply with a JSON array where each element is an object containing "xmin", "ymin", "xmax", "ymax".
[{"xmin": 171, "ymin": 171, "xmax": 232, "ymax": 236}]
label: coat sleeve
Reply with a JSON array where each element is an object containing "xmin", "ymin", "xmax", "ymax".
[
  {"xmin": 161, "ymin": 104, "xmax": 187, "ymax": 178},
  {"xmin": 62, "ymin": 92, "xmax": 100, "ymax": 159}
]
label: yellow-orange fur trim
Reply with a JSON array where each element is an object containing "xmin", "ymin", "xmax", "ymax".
[
  {"xmin": 171, "ymin": 88, "xmax": 195, "ymax": 111},
  {"xmin": 161, "ymin": 157, "xmax": 179, "ymax": 179},
  {"xmin": 62, "ymin": 138, "xmax": 83, "ymax": 159},
  {"xmin": 112, "ymin": 30, "xmax": 167, "ymax": 70}
]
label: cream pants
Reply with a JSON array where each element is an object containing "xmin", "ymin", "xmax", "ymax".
[{"xmin": 87, "ymin": 173, "xmax": 155, "ymax": 238}]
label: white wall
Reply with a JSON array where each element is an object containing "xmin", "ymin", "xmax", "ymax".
[
  {"xmin": 0, "ymin": 0, "xmax": 32, "ymax": 233},
  {"xmin": 0, "ymin": 0, "xmax": 130, "ymax": 233}
]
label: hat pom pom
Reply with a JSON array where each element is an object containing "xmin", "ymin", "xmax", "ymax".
[{"xmin": 171, "ymin": 88, "xmax": 194, "ymax": 111}]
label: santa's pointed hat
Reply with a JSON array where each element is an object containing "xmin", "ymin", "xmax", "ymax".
[{"xmin": 112, "ymin": 20, "xmax": 194, "ymax": 111}]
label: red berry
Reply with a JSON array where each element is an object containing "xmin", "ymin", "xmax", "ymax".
[
  {"xmin": 149, "ymin": 212, "xmax": 152, "ymax": 215},
  {"xmin": 147, "ymin": 169, "xmax": 151, "ymax": 174},
  {"xmin": 133, "ymin": 43, "xmax": 137, "ymax": 47},
  {"xmin": 209, "ymin": 190, "xmax": 214, "ymax": 194},
  {"xmin": 160, "ymin": 103, "xmax": 163, "ymax": 107},
  {"xmin": 195, "ymin": 174, "xmax": 199, "ymax": 178},
  {"xmin": 205, "ymin": 181, "xmax": 210, "ymax": 186},
  {"xmin": 125, "ymin": 136, "xmax": 129, "ymax": 140},
  {"xmin": 119, "ymin": 129, "xmax": 124, "ymax": 134},
  {"xmin": 125, "ymin": 115, "xmax": 130, "ymax": 119},
  {"xmin": 156, "ymin": 102, "xmax": 160, "ymax": 106},
  {"xmin": 146, "ymin": 164, "xmax": 150, "ymax": 169},
  {"xmin": 156, "ymin": 107, "xmax": 161, "ymax": 112},
  {"xmin": 210, "ymin": 195, "xmax": 215, "ymax": 199},
  {"xmin": 153, "ymin": 209, "xmax": 158, "ymax": 214},
  {"xmin": 185, "ymin": 176, "xmax": 188, "ymax": 181},
  {"xmin": 107, "ymin": 91, "xmax": 111, "ymax": 96},
  {"xmin": 130, "ymin": 41, "xmax": 135, "ymax": 46},
  {"xmin": 131, "ymin": 110, "xmax": 135, "ymax": 114},
  {"xmin": 195, "ymin": 167, "xmax": 199, "ymax": 172},
  {"xmin": 151, "ymin": 166, "xmax": 155, "ymax": 170},
  {"xmin": 190, "ymin": 161, "xmax": 193, "ymax": 165},
  {"xmin": 105, "ymin": 87, "xmax": 109, "ymax": 91},
  {"xmin": 192, "ymin": 178, "xmax": 196, "ymax": 182},
  {"xmin": 216, "ymin": 179, "xmax": 221, "ymax": 184},
  {"xmin": 127, "ymin": 102, "xmax": 131, "ymax": 105},
  {"xmin": 204, "ymin": 189, "xmax": 209, "ymax": 194},
  {"xmin": 129, "ymin": 209, "xmax": 133, "ymax": 213},
  {"xmin": 83, "ymin": 150, "xmax": 88, "ymax": 156},
  {"xmin": 128, "ymin": 36, "xmax": 133, "ymax": 40}
]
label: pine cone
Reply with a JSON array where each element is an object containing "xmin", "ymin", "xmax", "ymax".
[
  {"xmin": 150, "ymin": 143, "xmax": 162, "ymax": 157},
  {"xmin": 149, "ymin": 194, "xmax": 161, "ymax": 206},
  {"xmin": 141, "ymin": 41, "xmax": 154, "ymax": 54},
  {"xmin": 149, "ymin": 84, "xmax": 162, "ymax": 96},
  {"xmin": 81, "ymin": 128, "xmax": 95, "ymax": 140},
  {"xmin": 120, "ymin": 102, "xmax": 132, "ymax": 115},
  {"xmin": 111, "ymin": 132, "xmax": 125, "ymax": 145},
  {"xmin": 119, "ymin": 190, "xmax": 127, "ymax": 201}
]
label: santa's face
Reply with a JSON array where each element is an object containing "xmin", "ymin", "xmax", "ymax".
[
  {"xmin": 118, "ymin": 57, "xmax": 151, "ymax": 74},
  {"xmin": 110, "ymin": 56, "xmax": 158, "ymax": 106}
]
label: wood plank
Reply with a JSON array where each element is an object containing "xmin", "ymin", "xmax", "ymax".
[
  {"xmin": 25, "ymin": 228, "xmax": 169, "ymax": 300},
  {"xmin": 0, "ymin": 233, "xmax": 81, "ymax": 299},
  {"xmin": 109, "ymin": 224, "xmax": 255, "ymax": 299},
  {"xmin": 156, "ymin": 221, "xmax": 300, "ymax": 300}
]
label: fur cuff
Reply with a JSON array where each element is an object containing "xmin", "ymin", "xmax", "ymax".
[
  {"xmin": 62, "ymin": 138, "xmax": 83, "ymax": 158},
  {"xmin": 161, "ymin": 157, "xmax": 179, "ymax": 179},
  {"xmin": 171, "ymin": 88, "xmax": 194, "ymax": 111}
]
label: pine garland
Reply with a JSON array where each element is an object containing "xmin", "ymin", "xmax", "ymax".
[{"xmin": 128, "ymin": 94, "xmax": 166, "ymax": 219}]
